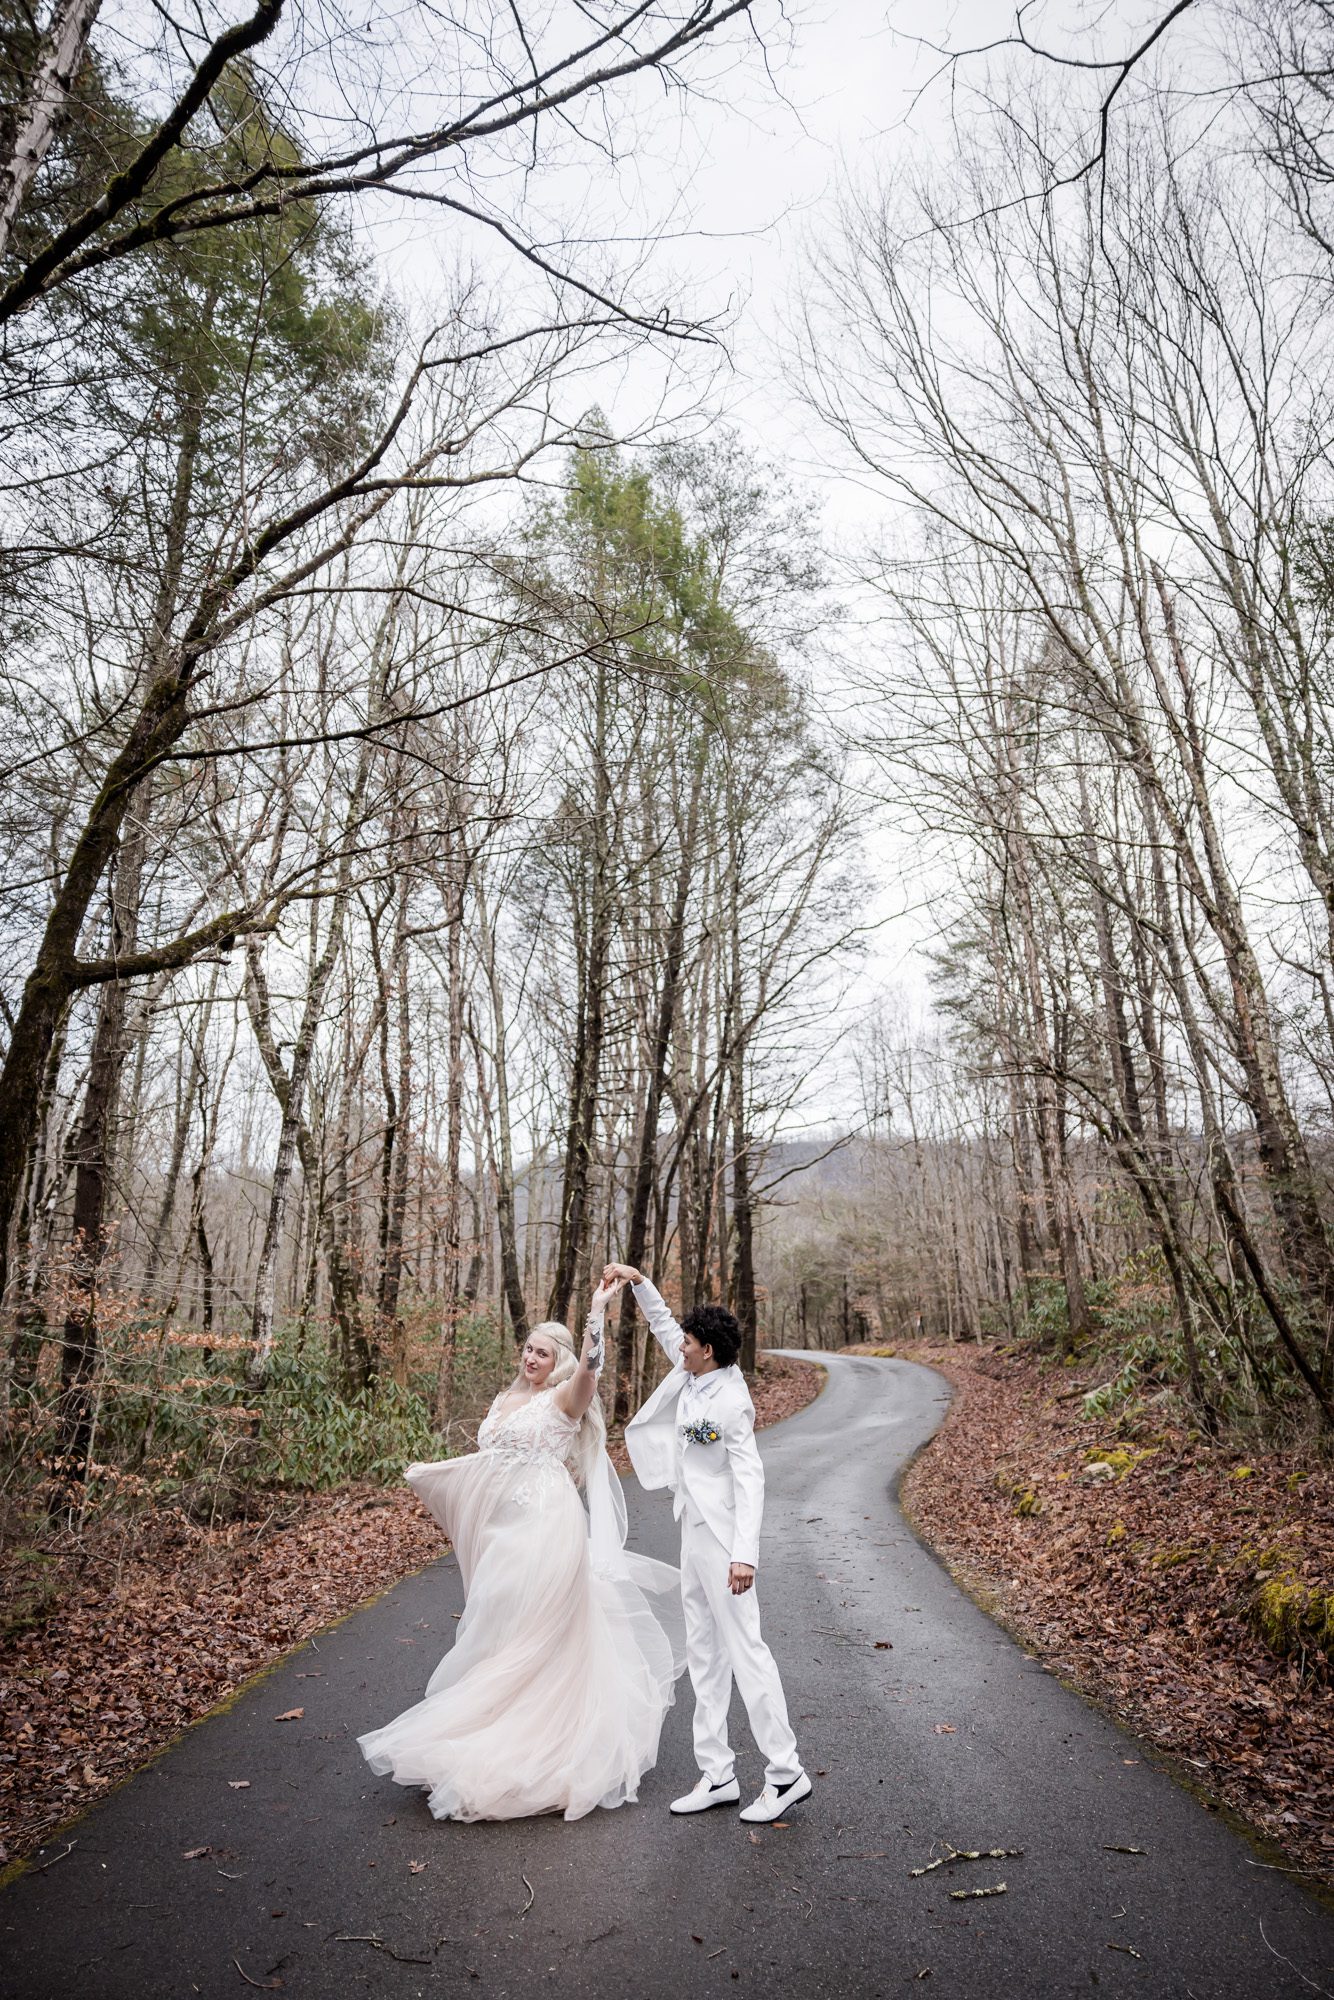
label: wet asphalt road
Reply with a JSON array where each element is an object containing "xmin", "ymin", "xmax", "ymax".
[{"xmin": 2, "ymin": 1352, "xmax": 1331, "ymax": 2000}]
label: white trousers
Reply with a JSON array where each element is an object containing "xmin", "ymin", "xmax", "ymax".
[{"xmin": 679, "ymin": 1508, "xmax": 800, "ymax": 1790}]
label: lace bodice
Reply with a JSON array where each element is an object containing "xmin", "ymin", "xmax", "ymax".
[{"xmin": 477, "ymin": 1390, "xmax": 580, "ymax": 1468}]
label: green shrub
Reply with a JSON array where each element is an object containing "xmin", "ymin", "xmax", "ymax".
[
  {"xmin": 1016, "ymin": 1278, "xmax": 1074, "ymax": 1348},
  {"xmin": 1081, "ymin": 1329, "xmax": 1183, "ymax": 1421},
  {"xmin": 255, "ymin": 1358, "xmax": 440, "ymax": 1489}
]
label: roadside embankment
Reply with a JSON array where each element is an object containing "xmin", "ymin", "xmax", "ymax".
[{"xmin": 850, "ymin": 1339, "xmax": 1334, "ymax": 1890}]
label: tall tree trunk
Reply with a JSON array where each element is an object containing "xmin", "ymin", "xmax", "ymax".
[
  {"xmin": 189, "ymin": 1160, "xmax": 215, "ymax": 1338},
  {"xmin": 244, "ymin": 943, "xmax": 367, "ymax": 1386},
  {"xmin": 245, "ymin": 875, "xmax": 352, "ymax": 1383},
  {"xmin": 1076, "ymin": 762, "xmax": 1217, "ymax": 1427},
  {"xmin": 376, "ymin": 919, "xmax": 413, "ymax": 1383},
  {"xmin": 0, "ymin": 407, "xmax": 201, "ymax": 1307},
  {"xmin": 724, "ymin": 820, "xmax": 757, "ymax": 1374},
  {"xmin": 1005, "ymin": 813, "xmax": 1091, "ymax": 1348},
  {"xmin": 548, "ymin": 669, "xmax": 615, "ymax": 1325},
  {"xmin": 475, "ymin": 883, "xmax": 527, "ymax": 1344},
  {"xmin": 731, "ymin": 1123, "xmax": 757, "ymax": 1373},
  {"xmin": 614, "ymin": 761, "xmax": 702, "ymax": 1418},
  {"xmin": 141, "ymin": 967, "xmax": 219, "ymax": 1299},
  {"xmin": 59, "ymin": 810, "xmax": 146, "ymax": 1466},
  {"xmin": 434, "ymin": 827, "xmax": 466, "ymax": 1425},
  {"xmin": 5, "ymin": 1011, "xmax": 70, "ymax": 1410},
  {"xmin": 0, "ymin": 0, "xmax": 103, "ymax": 261}
]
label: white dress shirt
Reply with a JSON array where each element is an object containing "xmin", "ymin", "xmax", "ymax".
[{"xmin": 679, "ymin": 1365, "xmax": 728, "ymax": 1430}]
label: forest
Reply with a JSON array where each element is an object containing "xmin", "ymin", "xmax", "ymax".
[
  {"xmin": 775, "ymin": 3, "xmax": 1334, "ymax": 1446},
  {"xmin": 0, "ymin": 0, "xmax": 867, "ymax": 1524},
  {"xmin": 3, "ymin": 0, "xmax": 1334, "ymax": 1557}
]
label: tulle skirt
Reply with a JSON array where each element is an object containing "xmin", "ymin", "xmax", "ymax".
[{"xmin": 357, "ymin": 1451, "xmax": 684, "ymax": 1822}]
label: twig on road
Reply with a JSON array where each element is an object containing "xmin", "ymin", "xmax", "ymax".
[
  {"xmin": 232, "ymin": 1958, "xmax": 282, "ymax": 1989},
  {"xmin": 911, "ymin": 1845, "xmax": 1022, "ymax": 1877},
  {"xmin": 948, "ymin": 1882, "xmax": 1007, "ymax": 1900},
  {"xmin": 1259, "ymin": 1919, "xmax": 1333, "ymax": 1997},
  {"xmin": 333, "ymin": 1934, "xmax": 433, "ymax": 1966},
  {"xmin": 35, "ymin": 1840, "xmax": 77, "ymax": 1873},
  {"xmin": 520, "ymin": 1871, "xmax": 534, "ymax": 1916}
]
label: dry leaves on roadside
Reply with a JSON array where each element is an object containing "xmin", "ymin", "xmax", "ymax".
[
  {"xmin": 884, "ymin": 1339, "xmax": 1334, "ymax": 1887},
  {"xmin": 0, "ymin": 1485, "xmax": 440, "ymax": 1867}
]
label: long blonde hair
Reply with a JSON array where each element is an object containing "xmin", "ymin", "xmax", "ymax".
[{"xmin": 519, "ymin": 1320, "xmax": 607, "ymax": 1490}]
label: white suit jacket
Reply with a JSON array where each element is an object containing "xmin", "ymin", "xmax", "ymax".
[{"xmin": 624, "ymin": 1278, "xmax": 764, "ymax": 1568}]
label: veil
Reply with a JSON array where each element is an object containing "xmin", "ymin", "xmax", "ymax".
[
  {"xmin": 579, "ymin": 1307, "xmax": 685, "ymax": 1677},
  {"xmin": 585, "ymin": 1431, "xmax": 632, "ymax": 1580}
]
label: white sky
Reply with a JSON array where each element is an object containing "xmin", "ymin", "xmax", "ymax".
[{"xmin": 350, "ymin": 2, "xmax": 1206, "ymax": 1122}]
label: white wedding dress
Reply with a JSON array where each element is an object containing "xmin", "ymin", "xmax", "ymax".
[{"xmin": 358, "ymin": 1388, "xmax": 684, "ymax": 1821}]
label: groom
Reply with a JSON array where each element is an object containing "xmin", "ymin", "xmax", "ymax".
[{"xmin": 602, "ymin": 1261, "xmax": 811, "ymax": 1825}]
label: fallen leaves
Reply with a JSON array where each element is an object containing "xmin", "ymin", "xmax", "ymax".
[
  {"xmin": 0, "ymin": 1484, "xmax": 441, "ymax": 1867},
  {"xmin": 273, "ymin": 1709, "xmax": 304, "ymax": 1723},
  {"xmin": 933, "ymin": 1723, "xmax": 956, "ymax": 1735},
  {"xmin": 889, "ymin": 1338, "xmax": 1334, "ymax": 1889},
  {"xmin": 408, "ymin": 1860, "xmax": 427, "ymax": 1874}
]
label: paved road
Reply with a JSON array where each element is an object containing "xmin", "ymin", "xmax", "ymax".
[{"xmin": 3, "ymin": 1354, "xmax": 1331, "ymax": 1999}]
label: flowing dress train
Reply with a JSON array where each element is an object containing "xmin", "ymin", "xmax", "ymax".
[{"xmin": 358, "ymin": 1389, "xmax": 683, "ymax": 1821}]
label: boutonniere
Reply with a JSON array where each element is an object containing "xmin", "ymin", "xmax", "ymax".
[{"xmin": 681, "ymin": 1418, "xmax": 722, "ymax": 1446}]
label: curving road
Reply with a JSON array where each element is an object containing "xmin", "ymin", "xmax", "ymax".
[{"xmin": 2, "ymin": 1353, "xmax": 1331, "ymax": 1998}]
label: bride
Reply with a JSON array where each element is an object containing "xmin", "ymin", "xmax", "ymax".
[{"xmin": 358, "ymin": 1275, "xmax": 684, "ymax": 1822}]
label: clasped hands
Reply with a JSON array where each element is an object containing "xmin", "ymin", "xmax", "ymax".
[{"xmin": 590, "ymin": 1264, "xmax": 637, "ymax": 1313}]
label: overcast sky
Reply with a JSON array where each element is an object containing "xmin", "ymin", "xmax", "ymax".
[{"xmin": 358, "ymin": 2, "xmax": 1199, "ymax": 1122}]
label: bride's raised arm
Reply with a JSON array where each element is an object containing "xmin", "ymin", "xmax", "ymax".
[{"xmin": 554, "ymin": 1276, "xmax": 622, "ymax": 1418}]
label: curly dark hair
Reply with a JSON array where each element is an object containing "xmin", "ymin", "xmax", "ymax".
[{"xmin": 680, "ymin": 1303, "xmax": 742, "ymax": 1370}]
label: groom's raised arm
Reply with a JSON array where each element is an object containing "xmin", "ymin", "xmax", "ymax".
[{"xmin": 603, "ymin": 1263, "xmax": 684, "ymax": 1369}]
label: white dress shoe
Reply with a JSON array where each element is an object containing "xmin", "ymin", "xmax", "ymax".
[
  {"xmin": 670, "ymin": 1774, "xmax": 741, "ymax": 1814},
  {"xmin": 739, "ymin": 1770, "xmax": 812, "ymax": 1823}
]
